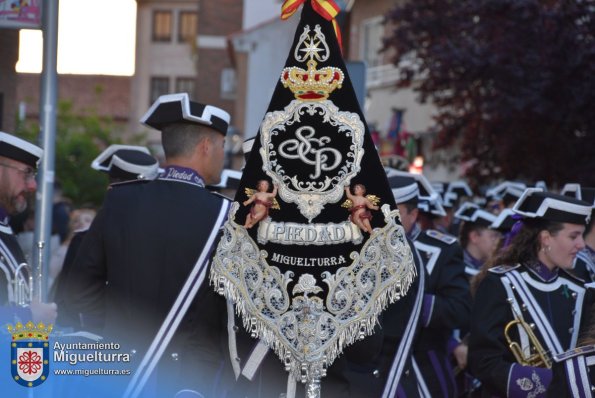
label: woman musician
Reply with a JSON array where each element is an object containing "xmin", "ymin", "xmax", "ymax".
[{"xmin": 468, "ymin": 188, "xmax": 595, "ymax": 397}]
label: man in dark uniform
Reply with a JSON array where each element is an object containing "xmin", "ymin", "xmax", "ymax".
[
  {"xmin": 53, "ymin": 144, "xmax": 160, "ymax": 328},
  {"xmin": 67, "ymin": 94, "xmax": 232, "ymax": 397},
  {"xmin": 388, "ymin": 170, "xmax": 471, "ymax": 397},
  {"xmin": 0, "ymin": 131, "xmax": 57, "ymax": 324}
]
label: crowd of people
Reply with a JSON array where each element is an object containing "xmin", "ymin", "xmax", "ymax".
[
  {"xmin": 1, "ymin": 3, "xmax": 594, "ymax": 398},
  {"xmin": 0, "ymin": 92, "xmax": 593, "ymax": 397}
]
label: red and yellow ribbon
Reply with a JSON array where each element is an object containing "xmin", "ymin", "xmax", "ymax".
[{"xmin": 281, "ymin": 0, "xmax": 343, "ymax": 53}]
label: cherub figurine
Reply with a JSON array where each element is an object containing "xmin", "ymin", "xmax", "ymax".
[
  {"xmin": 342, "ymin": 184, "xmax": 380, "ymax": 233},
  {"xmin": 243, "ymin": 180, "xmax": 279, "ymax": 229}
]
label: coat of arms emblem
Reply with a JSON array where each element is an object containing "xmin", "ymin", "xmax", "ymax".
[{"xmin": 8, "ymin": 321, "xmax": 52, "ymax": 387}]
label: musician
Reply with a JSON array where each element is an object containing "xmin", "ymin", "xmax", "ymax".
[
  {"xmin": 455, "ymin": 203, "xmax": 499, "ymax": 278},
  {"xmin": 451, "ymin": 203, "xmax": 499, "ymax": 395},
  {"xmin": 67, "ymin": 93, "xmax": 232, "ymax": 397},
  {"xmin": 468, "ymin": 188, "xmax": 595, "ymax": 397},
  {"xmin": 0, "ymin": 131, "xmax": 57, "ymax": 324},
  {"xmin": 52, "ymin": 144, "xmax": 160, "ymax": 328},
  {"xmin": 388, "ymin": 171, "xmax": 471, "ymax": 397}
]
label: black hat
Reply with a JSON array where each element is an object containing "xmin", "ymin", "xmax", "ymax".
[
  {"xmin": 433, "ymin": 181, "xmax": 473, "ymax": 208},
  {"xmin": 91, "ymin": 145, "xmax": 159, "ymax": 181},
  {"xmin": 210, "ymin": 0, "xmax": 416, "ymax": 384},
  {"xmin": 389, "ymin": 175, "xmax": 419, "ymax": 205},
  {"xmin": 0, "ymin": 131, "xmax": 43, "ymax": 169},
  {"xmin": 140, "ymin": 92, "xmax": 230, "ymax": 135},
  {"xmin": 388, "ymin": 169, "xmax": 434, "ymax": 198},
  {"xmin": 454, "ymin": 202, "xmax": 497, "ymax": 227},
  {"xmin": 513, "ymin": 188, "xmax": 592, "ymax": 225},
  {"xmin": 418, "ymin": 195, "xmax": 447, "ymax": 217},
  {"xmin": 388, "ymin": 169, "xmax": 444, "ymax": 215},
  {"xmin": 486, "ymin": 181, "xmax": 526, "ymax": 205},
  {"xmin": 490, "ymin": 208, "xmax": 518, "ymax": 232},
  {"xmin": 560, "ymin": 183, "xmax": 595, "ymax": 207}
]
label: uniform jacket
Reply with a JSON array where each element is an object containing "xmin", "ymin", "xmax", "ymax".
[
  {"xmin": 67, "ymin": 175, "xmax": 232, "ymax": 397},
  {"xmin": 409, "ymin": 227, "xmax": 470, "ymax": 397},
  {"xmin": 468, "ymin": 263, "xmax": 595, "ymax": 397}
]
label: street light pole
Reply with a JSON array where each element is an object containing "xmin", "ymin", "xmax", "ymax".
[{"xmin": 33, "ymin": 0, "xmax": 59, "ymax": 302}]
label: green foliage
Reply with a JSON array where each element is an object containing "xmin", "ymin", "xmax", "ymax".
[{"xmin": 15, "ymin": 99, "xmax": 117, "ymax": 207}]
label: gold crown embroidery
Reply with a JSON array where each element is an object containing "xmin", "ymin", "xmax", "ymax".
[
  {"xmin": 281, "ymin": 24, "xmax": 344, "ymax": 101},
  {"xmin": 281, "ymin": 60, "xmax": 344, "ymax": 101},
  {"xmin": 7, "ymin": 321, "xmax": 53, "ymax": 341}
]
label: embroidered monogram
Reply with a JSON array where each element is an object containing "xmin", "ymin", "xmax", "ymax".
[
  {"xmin": 278, "ymin": 126, "xmax": 342, "ymax": 179},
  {"xmin": 260, "ymin": 100, "xmax": 364, "ymax": 222}
]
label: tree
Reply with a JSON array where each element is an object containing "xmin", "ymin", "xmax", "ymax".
[
  {"xmin": 383, "ymin": 0, "xmax": 595, "ymax": 187},
  {"xmin": 16, "ymin": 99, "xmax": 118, "ymax": 207}
]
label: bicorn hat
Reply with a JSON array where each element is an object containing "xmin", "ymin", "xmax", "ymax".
[
  {"xmin": 388, "ymin": 169, "xmax": 444, "ymax": 215},
  {"xmin": 486, "ymin": 181, "xmax": 526, "ymax": 206},
  {"xmin": 0, "ymin": 131, "xmax": 43, "ymax": 169},
  {"xmin": 513, "ymin": 188, "xmax": 592, "ymax": 225},
  {"xmin": 433, "ymin": 181, "xmax": 473, "ymax": 208},
  {"xmin": 141, "ymin": 92, "xmax": 230, "ymax": 135},
  {"xmin": 91, "ymin": 145, "xmax": 160, "ymax": 181},
  {"xmin": 454, "ymin": 202, "xmax": 497, "ymax": 227},
  {"xmin": 560, "ymin": 183, "xmax": 595, "ymax": 207}
]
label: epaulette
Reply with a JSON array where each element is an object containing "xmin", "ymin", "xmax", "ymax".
[
  {"xmin": 108, "ymin": 179, "xmax": 151, "ymax": 188},
  {"xmin": 425, "ymin": 229, "xmax": 457, "ymax": 245},
  {"xmin": 488, "ymin": 264, "xmax": 520, "ymax": 274},
  {"xmin": 553, "ymin": 345, "xmax": 595, "ymax": 363}
]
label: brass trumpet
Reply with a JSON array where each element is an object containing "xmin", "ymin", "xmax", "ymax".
[{"xmin": 504, "ymin": 298, "xmax": 552, "ymax": 369}]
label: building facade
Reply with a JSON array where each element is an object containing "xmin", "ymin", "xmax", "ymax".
[
  {"xmin": 0, "ymin": 29, "xmax": 19, "ymax": 133},
  {"xmin": 130, "ymin": 0, "xmax": 243, "ymax": 147}
]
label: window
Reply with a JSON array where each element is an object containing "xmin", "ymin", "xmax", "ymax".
[
  {"xmin": 152, "ymin": 10, "xmax": 172, "ymax": 42},
  {"xmin": 361, "ymin": 17, "xmax": 385, "ymax": 68},
  {"xmin": 150, "ymin": 77, "xmax": 170, "ymax": 105},
  {"xmin": 176, "ymin": 77, "xmax": 195, "ymax": 96},
  {"xmin": 178, "ymin": 11, "xmax": 197, "ymax": 43}
]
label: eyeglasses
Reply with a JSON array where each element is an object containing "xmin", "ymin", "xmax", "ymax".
[{"xmin": 0, "ymin": 162, "xmax": 37, "ymax": 182}]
